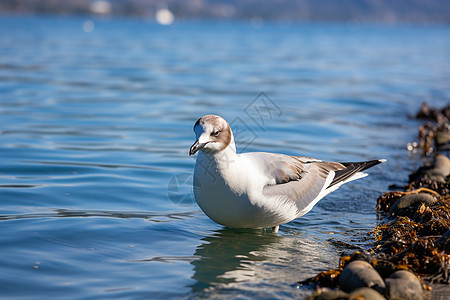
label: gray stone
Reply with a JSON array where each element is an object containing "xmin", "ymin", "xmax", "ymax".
[
  {"xmin": 339, "ymin": 260, "xmax": 385, "ymax": 293},
  {"xmin": 435, "ymin": 130, "xmax": 450, "ymax": 149},
  {"xmin": 388, "ymin": 193, "xmax": 436, "ymax": 217},
  {"xmin": 385, "ymin": 270, "xmax": 423, "ymax": 300},
  {"xmin": 426, "ymin": 155, "xmax": 450, "ymax": 182},
  {"xmin": 350, "ymin": 287, "xmax": 385, "ymax": 300},
  {"xmin": 313, "ymin": 288, "xmax": 349, "ymax": 300}
]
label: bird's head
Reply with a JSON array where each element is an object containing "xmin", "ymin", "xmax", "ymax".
[{"xmin": 189, "ymin": 115, "xmax": 234, "ymax": 155}]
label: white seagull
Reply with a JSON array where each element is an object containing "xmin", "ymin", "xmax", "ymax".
[{"xmin": 189, "ymin": 115, "xmax": 385, "ymax": 232}]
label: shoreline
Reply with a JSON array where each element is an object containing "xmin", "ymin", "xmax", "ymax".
[{"xmin": 299, "ymin": 102, "xmax": 450, "ymax": 300}]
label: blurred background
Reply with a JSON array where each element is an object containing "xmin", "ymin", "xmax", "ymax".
[
  {"xmin": 2, "ymin": 0, "xmax": 450, "ymax": 24},
  {"xmin": 0, "ymin": 1, "xmax": 449, "ymax": 299}
]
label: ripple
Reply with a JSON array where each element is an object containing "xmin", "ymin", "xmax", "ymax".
[
  {"xmin": 131, "ymin": 255, "xmax": 201, "ymax": 263},
  {"xmin": 0, "ymin": 209, "xmax": 200, "ymax": 222},
  {"xmin": 22, "ymin": 160, "xmax": 164, "ymax": 170},
  {"xmin": 0, "ymin": 184, "xmax": 42, "ymax": 188}
]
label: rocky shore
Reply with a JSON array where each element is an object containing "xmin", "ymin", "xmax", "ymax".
[{"xmin": 299, "ymin": 102, "xmax": 450, "ymax": 300}]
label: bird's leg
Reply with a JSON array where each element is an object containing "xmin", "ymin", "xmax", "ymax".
[{"xmin": 272, "ymin": 225, "xmax": 279, "ymax": 233}]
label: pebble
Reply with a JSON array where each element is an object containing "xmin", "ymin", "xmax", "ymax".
[
  {"xmin": 436, "ymin": 130, "xmax": 450, "ymax": 144},
  {"xmin": 426, "ymin": 154, "xmax": 450, "ymax": 182},
  {"xmin": 385, "ymin": 270, "xmax": 423, "ymax": 300},
  {"xmin": 388, "ymin": 193, "xmax": 436, "ymax": 217},
  {"xmin": 435, "ymin": 129, "xmax": 450, "ymax": 150},
  {"xmin": 339, "ymin": 260, "xmax": 385, "ymax": 293},
  {"xmin": 350, "ymin": 287, "xmax": 386, "ymax": 300}
]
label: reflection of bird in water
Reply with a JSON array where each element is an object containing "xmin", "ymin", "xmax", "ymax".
[
  {"xmin": 188, "ymin": 228, "xmax": 280, "ymax": 295},
  {"xmin": 187, "ymin": 227, "xmax": 336, "ymax": 298},
  {"xmin": 189, "ymin": 115, "xmax": 385, "ymax": 232}
]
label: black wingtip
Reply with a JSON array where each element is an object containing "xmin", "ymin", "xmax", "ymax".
[
  {"xmin": 329, "ymin": 159, "xmax": 385, "ymax": 187},
  {"xmin": 344, "ymin": 158, "xmax": 385, "ymax": 168}
]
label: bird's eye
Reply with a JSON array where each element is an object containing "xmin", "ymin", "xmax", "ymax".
[{"xmin": 213, "ymin": 130, "xmax": 220, "ymax": 137}]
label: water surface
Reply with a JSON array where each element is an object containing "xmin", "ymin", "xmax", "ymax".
[{"xmin": 0, "ymin": 16, "xmax": 449, "ymax": 299}]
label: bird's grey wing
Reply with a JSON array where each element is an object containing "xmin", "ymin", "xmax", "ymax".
[
  {"xmin": 249, "ymin": 152, "xmax": 319, "ymax": 184},
  {"xmin": 262, "ymin": 161, "xmax": 344, "ymax": 214},
  {"xmin": 260, "ymin": 156, "xmax": 384, "ymax": 215}
]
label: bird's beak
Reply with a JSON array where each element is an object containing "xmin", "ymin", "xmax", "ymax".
[{"xmin": 189, "ymin": 140, "xmax": 207, "ymax": 156}]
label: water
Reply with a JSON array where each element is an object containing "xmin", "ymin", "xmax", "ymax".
[{"xmin": 0, "ymin": 16, "xmax": 449, "ymax": 299}]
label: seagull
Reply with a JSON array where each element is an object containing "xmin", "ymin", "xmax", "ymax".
[{"xmin": 189, "ymin": 115, "xmax": 385, "ymax": 232}]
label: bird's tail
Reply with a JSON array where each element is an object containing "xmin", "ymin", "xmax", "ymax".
[{"xmin": 329, "ymin": 159, "xmax": 386, "ymax": 187}]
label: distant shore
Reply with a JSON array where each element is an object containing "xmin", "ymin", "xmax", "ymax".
[{"xmin": 1, "ymin": 0, "xmax": 449, "ymax": 24}]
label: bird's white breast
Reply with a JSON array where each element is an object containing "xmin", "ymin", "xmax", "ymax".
[{"xmin": 193, "ymin": 151, "xmax": 296, "ymax": 228}]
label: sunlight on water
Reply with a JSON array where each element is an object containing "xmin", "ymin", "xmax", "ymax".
[{"xmin": 0, "ymin": 16, "xmax": 449, "ymax": 298}]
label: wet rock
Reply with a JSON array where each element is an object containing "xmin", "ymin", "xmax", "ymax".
[
  {"xmin": 425, "ymin": 155, "xmax": 450, "ymax": 183},
  {"xmin": 408, "ymin": 156, "xmax": 450, "ymax": 195},
  {"xmin": 416, "ymin": 102, "xmax": 449, "ymax": 124},
  {"xmin": 388, "ymin": 193, "xmax": 436, "ymax": 218},
  {"xmin": 385, "ymin": 270, "xmax": 423, "ymax": 300},
  {"xmin": 339, "ymin": 260, "xmax": 385, "ymax": 293},
  {"xmin": 311, "ymin": 288, "xmax": 349, "ymax": 300},
  {"xmin": 435, "ymin": 128, "xmax": 450, "ymax": 150},
  {"xmin": 350, "ymin": 287, "xmax": 385, "ymax": 300}
]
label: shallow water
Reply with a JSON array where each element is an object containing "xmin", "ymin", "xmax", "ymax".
[{"xmin": 0, "ymin": 16, "xmax": 449, "ymax": 299}]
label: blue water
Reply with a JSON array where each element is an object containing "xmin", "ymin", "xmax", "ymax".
[{"xmin": 0, "ymin": 16, "xmax": 449, "ymax": 299}]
